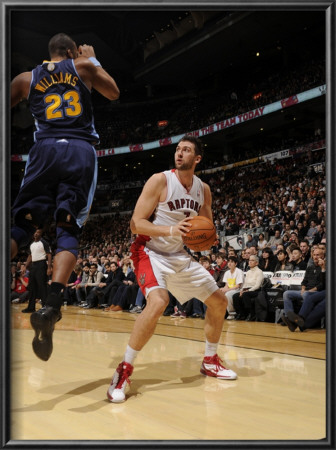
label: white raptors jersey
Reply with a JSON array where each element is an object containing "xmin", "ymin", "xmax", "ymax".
[{"xmin": 145, "ymin": 169, "xmax": 204, "ymax": 254}]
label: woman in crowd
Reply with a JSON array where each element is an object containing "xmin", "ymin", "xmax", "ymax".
[
  {"xmin": 273, "ymin": 250, "xmax": 294, "ymax": 272},
  {"xmin": 259, "ymin": 247, "xmax": 277, "ymax": 272}
]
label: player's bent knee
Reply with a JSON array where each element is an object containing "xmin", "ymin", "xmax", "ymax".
[
  {"xmin": 205, "ymin": 290, "xmax": 228, "ymax": 310},
  {"xmin": 146, "ymin": 291, "xmax": 169, "ymax": 316}
]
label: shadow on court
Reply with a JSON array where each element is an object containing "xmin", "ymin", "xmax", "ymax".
[{"xmin": 12, "ymin": 355, "xmax": 270, "ymax": 413}]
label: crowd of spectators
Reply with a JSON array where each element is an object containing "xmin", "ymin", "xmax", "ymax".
[
  {"xmin": 11, "ymin": 57, "xmax": 325, "ymax": 155},
  {"xmin": 10, "ymin": 49, "xmax": 326, "ymax": 330},
  {"xmin": 11, "ymin": 139, "xmax": 327, "ymax": 331},
  {"xmin": 91, "ymin": 58, "xmax": 325, "ymax": 149}
]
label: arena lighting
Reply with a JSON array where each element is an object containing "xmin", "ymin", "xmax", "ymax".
[
  {"xmin": 135, "ymin": 12, "xmax": 251, "ymax": 79},
  {"xmin": 256, "ymin": 52, "xmax": 260, "ymax": 56}
]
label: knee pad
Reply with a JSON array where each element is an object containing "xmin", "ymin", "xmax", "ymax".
[{"xmin": 55, "ymin": 211, "xmax": 81, "ymax": 258}]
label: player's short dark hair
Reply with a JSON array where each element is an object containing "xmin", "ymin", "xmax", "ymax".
[
  {"xmin": 48, "ymin": 33, "xmax": 76, "ymax": 58},
  {"xmin": 178, "ymin": 135, "xmax": 204, "ymax": 157}
]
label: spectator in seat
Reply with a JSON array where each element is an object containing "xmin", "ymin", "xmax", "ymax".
[
  {"xmin": 129, "ymin": 288, "xmax": 146, "ymax": 314},
  {"xmin": 75, "ymin": 263, "xmax": 91, "ymax": 304},
  {"xmin": 312, "ymin": 224, "xmax": 326, "ymax": 245},
  {"xmin": 249, "ymin": 245, "xmax": 258, "ymax": 257},
  {"xmin": 282, "ymin": 234, "xmax": 290, "ymax": 249},
  {"xmin": 266, "ymin": 229, "xmax": 283, "ymax": 252},
  {"xmin": 104, "ymin": 267, "xmax": 137, "ymax": 312},
  {"xmin": 273, "ymin": 250, "xmax": 294, "ymax": 272},
  {"xmin": 288, "ymin": 247, "xmax": 307, "ymax": 270},
  {"xmin": 257, "ymin": 233, "xmax": 267, "ymax": 255},
  {"xmin": 81, "ymin": 263, "xmax": 104, "ymax": 308},
  {"xmin": 284, "ymin": 290, "xmax": 326, "ymax": 332},
  {"xmin": 11, "ymin": 263, "xmax": 29, "ymax": 303},
  {"xmin": 103, "ymin": 261, "xmax": 125, "ymax": 310},
  {"xmin": 63, "ymin": 264, "xmax": 83, "ymax": 305},
  {"xmin": 299, "ymin": 239, "xmax": 311, "ymax": 265},
  {"xmin": 296, "ymin": 222, "xmax": 306, "ymax": 241},
  {"xmin": 274, "ymin": 243, "xmax": 285, "ymax": 255},
  {"xmin": 306, "ymin": 220, "xmax": 318, "ymax": 240},
  {"xmin": 83, "ymin": 262, "xmax": 113, "ymax": 308},
  {"xmin": 220, "ymin": 256, "xmax": 244, "ymax": 320},
  {"xmin": 245, "ymin": 233, "xmax": 257, "ymax": 248},
  {"xmin": 232, "ymin": 255, "xmax": 264, "ymax": 321},
  {"xmin": 213, "ymin": 253, "xmax": 228, "ymax": 286},
  {"xmin": 289, "ymin": 231, "xmax": 300, "ymax": 247},
  {"xmin": 259, "ymin": 247, "xmax": 277, "ymax": 272},
  {"xmin": 281, "ymin": 248, "xmax": 325, "ymax": 330},
  {"xmin": 239, "ymin": 248, "xmax": 251, "ymax": 272}
]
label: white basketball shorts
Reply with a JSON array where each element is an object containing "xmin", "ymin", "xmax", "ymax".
[{"xmin": 131, "ymin": 237, "xmax": 219, "ymax": 303}]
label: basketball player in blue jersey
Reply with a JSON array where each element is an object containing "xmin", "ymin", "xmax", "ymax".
[
  {"xmin": 11, "ymin": 33, "xmax": 119, "ymax": 361},
  {"xmin": 107, "ymin": 135, "xmax": 237, "ymax": 403}
]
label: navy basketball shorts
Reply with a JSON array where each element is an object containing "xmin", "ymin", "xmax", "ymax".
[{"xmin": 12, "ymin": 138, "xmax": 98, "ymax": 228}]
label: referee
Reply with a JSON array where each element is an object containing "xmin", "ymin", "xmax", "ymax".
[{"xmin": 22, "ymin": 229, "xmax": 52, "ymax": 313}]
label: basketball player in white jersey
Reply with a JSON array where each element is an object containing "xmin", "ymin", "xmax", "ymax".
[{"xmin": 107, "ymin": 135, "xmax": 237, "ymax": 403}]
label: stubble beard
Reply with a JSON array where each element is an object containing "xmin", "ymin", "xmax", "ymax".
[{"xmin": 175, "ymin": 160, "xmax": 194, "ymax": 171}]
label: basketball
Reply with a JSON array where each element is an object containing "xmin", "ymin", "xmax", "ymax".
[{"xmin": 182, "ymin": 216, "xmax": 216, "ymax": 252}]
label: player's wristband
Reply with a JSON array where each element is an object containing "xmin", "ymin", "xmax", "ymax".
[{"xmin": 88, "ymin": 57, "xmax": 102, "ymax": 67}]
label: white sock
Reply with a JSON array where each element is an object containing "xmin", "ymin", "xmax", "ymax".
[
  {"xmin": 204, "ymin": 340, "xmax": 218, "ymax": 357},
  {"xmin": 123, "ymin": 345, "xmax": 139, "ymax": 365}
]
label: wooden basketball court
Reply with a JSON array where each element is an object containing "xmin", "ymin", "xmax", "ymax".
[{"xmin": 10, "ymin": 303, "xmax": 326, "ymax": 442}]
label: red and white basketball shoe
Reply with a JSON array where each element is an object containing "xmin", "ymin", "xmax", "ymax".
[
  {"xmin": 200, "ymin": 354, "xmax": 237, "ymax": 380},
  {"xmin": 107, "ymin": 361, "xmax": 134, "ymax": 403}
]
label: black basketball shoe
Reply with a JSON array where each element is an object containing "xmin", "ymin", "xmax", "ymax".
[{"xmin": 30, "ymin": 293, "xmax": 62, "ymax": 361}]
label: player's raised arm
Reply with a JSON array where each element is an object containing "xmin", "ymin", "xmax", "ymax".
[{"xmin": 76, "ymin": 44, "xmax": 120, "ymax": 101}]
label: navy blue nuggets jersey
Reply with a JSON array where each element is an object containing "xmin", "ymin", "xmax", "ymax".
[{"xmin": 28, "ymin": 59, "xmax": 99, "ymax": 143}]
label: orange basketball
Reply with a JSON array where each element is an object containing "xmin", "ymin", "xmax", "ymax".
[{"xmin": 182, "ymin": 216, "xmax": 216, "ymax": 252}]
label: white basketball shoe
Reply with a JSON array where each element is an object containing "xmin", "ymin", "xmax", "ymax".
[
  {"xmin": 107, "ymin": 361, "xmax": 134, "ymax": 403},
  {"xmin": 200, "ymin": 354, "xmax": 237, "ymax": 380}
]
